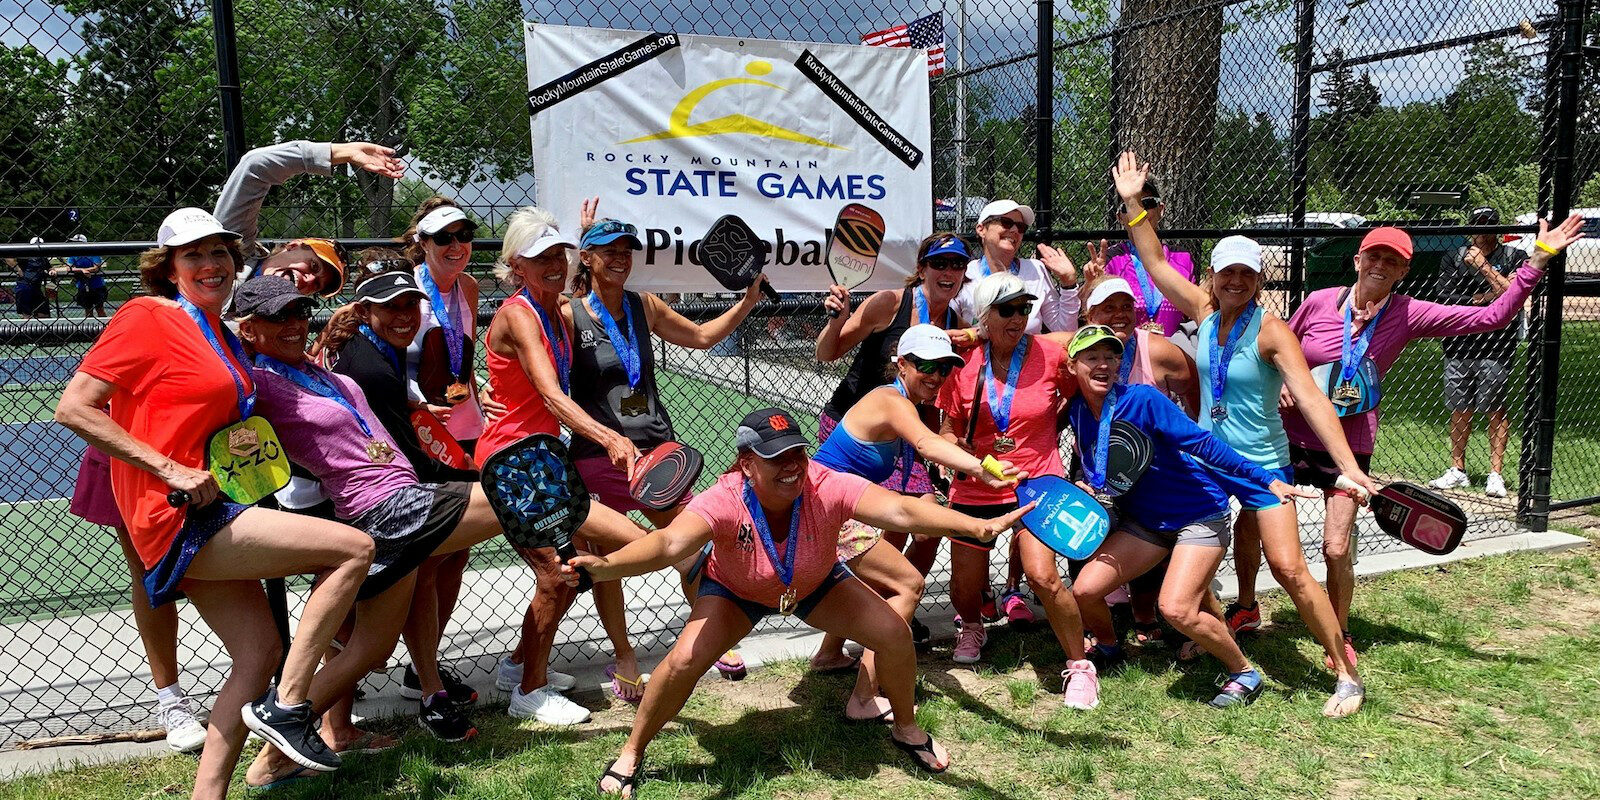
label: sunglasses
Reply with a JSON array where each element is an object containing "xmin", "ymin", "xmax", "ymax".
[
  {"xmin": 1118, "ymin": 196, "xmax": 1162, "ymax": 215},
  {"xmin": 992, "ymin": 302, "xmax": 1032, "ymax": 318},
  {"xmin": 362, "ymin": 258, "xmax": 410, "ymax": 275},
  {"xmin": 904, "ymin": 355, "xmax": 956, "ymax": 376},
  {"xmin": 256, "ymin": 304, "xmax": 314, "ymax": 323},
  {"xmin": 985, "ymin": 217, "xmax": 1028, "ymax": 234},
  {"xmin": 425, "ymin": 228, "xmax": 474, "ymax": 247},
  {"xmin": 922, "ymin": 258, "xmax": 967, "ymax": 273}
]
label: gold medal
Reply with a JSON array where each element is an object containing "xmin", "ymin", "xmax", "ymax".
[
  {"xmin": 618, "ymin": 389, "xmax": 649, "ymax": 417},
  {"xmin": 991, "ymin": 434, "xmax": 1016, "ymax": 454},
  {"xmin": 1094, "ymin": 491, "xmax": 1115, "ymax": 508},
  {"xmin": 1333, "ymin": 382, "xmax": 1361, "ymax": 407},
  {"xmin": 1139, "ymin": 321, "xmax": 1164, "ymax": 332},
  {"xmin": 777, "ymin": 587, "xmax": 798, "ymax": 616},
  {"xmin": 445, "ymin": 382, "xmax": 471, "ymax": 406},
  {"xmin": 226, "ymin": 426, "xmax": 261, "ymax": 459},
  {"xmin": 366, "ymin": 439, "xmax": 395, "ymax": 464}
]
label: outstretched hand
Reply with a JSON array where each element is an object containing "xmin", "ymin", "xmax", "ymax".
[
  {"xmin": 968, "ymin": 500, "xmax": 1038, "ymax": 541},
  {"xmin": 1083, "ymin": 239, "xmax": 1110, "ymax": 285},
  {"xmin": 1112, "ymin": 150, "xmax": 1150, "ymax": 206},
  {"xmin": 1268, "ymin": 479, "xmax": 1319, "ymax": 505},
  {"xmin": 1036, "ymin": 243, "xmax": 1078, "ymax": 286},
  {"xmin": 561, "ymin": 553, "xmax": 608, "ymax": 586},
  {"xmin": 1530, "ymin": 213, "xmax": 1587, "ymax": 266},
  {"xmin": 334, "ymin": 142, "xmax": 405, "ymax": 180}
]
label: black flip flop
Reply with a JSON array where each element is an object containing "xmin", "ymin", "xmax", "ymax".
[
  {"xmin": 598, "ymin": 757, "xmax": 644, "ymax": 796},
  {"xmin": 890, "ymin": 732, "xmax": 948, "ymax": 774},
  {"xmin": 845, "ymin": 707, "xmax": 894, "ymax": 725}
]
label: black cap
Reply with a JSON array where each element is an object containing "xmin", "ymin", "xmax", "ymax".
[
  {"xmin": 1469, "ymin": 206, "xmax": 1499, "ymax": 225},
  {"xmin": 230, "ymin": 275, "xmax": 315, "ymax": 319},
  {"xmin": 355, "ymin": 271, "xmax": 427, "ymax": 304},
  {"xmin": 735, "ymin": 407, "xmax": 810, "ymax": 458}
]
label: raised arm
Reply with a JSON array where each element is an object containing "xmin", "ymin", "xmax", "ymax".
[
  {"xmin": 1410, "ymin": 215, "xmax": 1582, "ymax": 338},
  {"xmin": 817, "ymin": 287, "xmax": 899, "ymax": 362},
  {"xmin": 851, "ymin": 481, "xmax": 1031, "ymax": 540},
  {"xmin": 214, "ymin": 141, "xmax": 403, "ymax": 251},
  {"xmin": 1258, "ymin": 316, "xmax": 1374, "ymax": 492},
  {"xmin": 567, "ymin": 508, "xmax": 715, "ymax": 582},
  {"xmin": 1112, "ymin": 151, "xmax": 1212, "ymax": 321},
  {"xmin": 870, "ymin": 389, "xmax": 1020, "ymax": 489},
  {"xmin": 641, "ymin": 283, "xmax": 763, "ymax": 350}
]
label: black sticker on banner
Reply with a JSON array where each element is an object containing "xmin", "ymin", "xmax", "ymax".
[
  {"xmin": 794, "ymin": 49, "xmax": 924, "ymax": 169},
  {"xmin": 528, "ymin": 32, "xmax": 682, "ymax": 115}
]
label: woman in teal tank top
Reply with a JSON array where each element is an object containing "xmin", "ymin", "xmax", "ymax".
[{"xmin": 1115, "ymin": 150, "xmax": 1376, "ymax": 718}]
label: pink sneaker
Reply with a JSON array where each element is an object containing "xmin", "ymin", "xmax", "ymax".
[
  {"xmin": 1061, "ymin": 660, "xmax": 1100, "ymax": 710},
  {"xmin": 951, "ymin": 623, "xmax": 987, "ymax": 664},
  {"xmin": 1000, "ymin": 589, "xmax": 1036, "ymax": 626}
]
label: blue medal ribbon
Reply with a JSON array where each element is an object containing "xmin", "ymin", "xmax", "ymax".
[
  {"xmin": 913, "ymin": 286, "xmax": 955, "ymax": 328},
  {"xmin": 1127, "ymin": 245, "xmax": 1162, "ymax": 319},
  {"xmin": 520, "ymin": 289, "xmax": 571, "ymax": 395},
  {"xmin": 358, "ymin": 324, "xmax": 403, "ymax": 377},
  {"xmin": 587, "ymin": 293, "xmax": 641, "ymax": 390},
  {"xmin": 983, "ymin": 335, "xmax": 1030, "ymax": 437},
  {"xmin": 1340, "ymin": 293, "xmax": 1389, "ymax": 384},
  {"xmin": 417, "ymin": 265, "xmax": 465, "ymax": 378},
  {"xmin": 1117, "ymin": 332, "xmax": 1138, "ymax": 385},
  {"xmin": 742, "ymin": 480, "xmax": 801, "ymax": 589},
  {"xmin": 978, "ymin": 255, "xmax": 1020, "ymax": 277},
  {"xmin": 1081, "ymin": 384, "xmax": 1120, "ymax": 491},
  {"xmin": 1209, "ymin": 302, "xmax": 1257, "ymax": 414},
  {"xmin": 253, "ymin": 355, "xmax": 374, "ymax": 438},
  {"xmin": 891, "ymin": 378, "xmax": 914, "ymax": 492},
  {"xmin": 176, "ymin": 295, "xmax": 255, "ymax": 420}
]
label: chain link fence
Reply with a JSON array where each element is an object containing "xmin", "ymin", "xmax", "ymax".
[{"xmin": 1, "ymin": 0, "xmax": 1595, "ymax": 747}]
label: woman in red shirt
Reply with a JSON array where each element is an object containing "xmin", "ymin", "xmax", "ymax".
[{"xmin": 54, "ymin": 209, "xmax": 374, "ymax": 800}]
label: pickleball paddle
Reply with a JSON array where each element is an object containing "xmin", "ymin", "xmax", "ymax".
[
  {"xmin": 824, "ymin": 203, "xmax": 885, "ymax": 317},
  {"xmin": 983, "ymin": 456, "xmax": 1110, "ymax": 560},
  {"xmin": 479, "ymin": 433, "xmax": 594, "ymax": 592},
  {"xmin": 700, "ymin": 214, "xmax": 779, "ymax": 302},
  {"xmin": 1336, "ymin": 476, "xmax": 1467, "ymax": 556},
  {"xmin": 1104, "ymin": 420, "xmax": 1153, "ymax": 496},
  {"xmin": 629, "ymin": 441, "xmax": 704, "ymax": 511},
  {"xmin": 206, "ymin": 417, "xmax": 291, "ymax": 504},
  {"xmin": 410, "ymin": 409, "xmax": 474, "ymax": 470}
]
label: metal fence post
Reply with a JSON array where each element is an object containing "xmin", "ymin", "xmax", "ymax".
[
  {"xmin": 1286, "ymin": 0, "xmax": 1316, "ymax": 311},
  {"xmin": 1519, "ymin": 0, "xmax": 1587, "ymax": 531},
  {"xmin": 211, "ymin": 0, "xmax": 247, "ymax": 169},
  {"xmin": 1034, "ymin": 0, "xmax": 1055, "ymax": 232}
]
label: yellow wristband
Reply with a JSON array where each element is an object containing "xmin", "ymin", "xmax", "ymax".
[
  {"xmin": 1535, "ymin": 240, "xmax": 1559, "ymax": 255},
  {"xmin": 1126, "ymin": 209, "xmax": 1149, "ymax": 228}
]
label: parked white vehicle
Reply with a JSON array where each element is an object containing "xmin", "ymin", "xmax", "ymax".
[
  {"xmin": 1514, "ymin": 209, "xmax": 1600, "ymax": 274},
  {"xmin": 1236, "ymin": 213, "xmax": 1368, "ymax": 278}
]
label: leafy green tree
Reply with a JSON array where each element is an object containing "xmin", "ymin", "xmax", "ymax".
[{"xmin": 0, "ymin": 44, "xmax": 71, "ymax": 241}]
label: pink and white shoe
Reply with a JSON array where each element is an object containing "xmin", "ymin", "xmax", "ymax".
[
  {"xmin": 1061, "ymin": 660, "xmax": 1100, "ymax": 710},
  {"xmin": 951, "ymin": 623, "xmax": 988, "ymax": 664},
  {"xmin": 1000, "ymin": 589, "xmax": 1036, "ymax": 626}
]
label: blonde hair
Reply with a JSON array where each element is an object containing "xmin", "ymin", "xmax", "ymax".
[{"xmin": 493, "ymin": 206, "xmax": 572, "ymax": 287}]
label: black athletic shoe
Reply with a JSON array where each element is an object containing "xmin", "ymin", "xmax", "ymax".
[
  {"xmin": 400, "ymin": 666, "xmax": 479, "ymax": 706},
  {"xmin": 418, "ymin": 691, "xmax": 477, "ymax": 742},
  {"xmin": 909, "ymin": 617, "xmax": 932, "ymax": 648},
  {"xmin": 1088, "ymin": 644, "xmax": 1128, "ymax": 675},
  {"xmin": 241, "ymin": 686, "xmax": 341, "ymax": 772}
]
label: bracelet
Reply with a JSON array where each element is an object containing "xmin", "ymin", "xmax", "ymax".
[
  {"xmin": 1534, "ymin": 240, "xmax": 1559, "ymax": 255},
  {"xmin": 1125, "ymin": 210, "xmax": 1149, "ymax": 228}
]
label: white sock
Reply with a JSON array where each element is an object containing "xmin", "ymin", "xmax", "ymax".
[{"xmin": 156, "ymin": 683, "xmax": 184, "ymax": 706}]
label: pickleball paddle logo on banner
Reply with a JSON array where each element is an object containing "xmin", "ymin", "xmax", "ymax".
[{"xmin": 526, "ymin": 23, "xmax": 932, "ymax": 293}]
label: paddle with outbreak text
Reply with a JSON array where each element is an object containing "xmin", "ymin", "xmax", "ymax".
[
  {"xmin": 410, "ymin": 409, "xmax": 474, "ymax": 470},
  {"xmin": 629, "ymin": 441, "xmax": 704, "ymax": 512},
  {"xmin": 699, "ymin": 214, "xmax": 779, "ymax": 302},
  {"xmin": 1335, "ymin": 476, "xmax": 1467, "ymax": 556},
  {"xmin": 983, "ymin": 456, "xmax": 1110, "ymax": 560},
  {"xmin": 479, "ymin": 433, "xmax": 594, "ymax": 592},
  {"xmin": 824, "ymin": 203, "xmax": 885, "ymax": 317}
]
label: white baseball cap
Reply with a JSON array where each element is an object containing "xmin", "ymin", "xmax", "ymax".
[
  {"xmin": 416, "ymin": 206, "xmax": 474, "ymax": 236},
  {"xmin": 971, "ymin": 272, "xmax": 1036, "ymax": 318},
  {"xmin": 157, "ymin": 207, "xmax": 241, "ymax": 248},
  {"xmin": 896, "ymin": 324, "xmax": 965, "ymax": 365},
  {"xmin": 978, "ymin": 199, "xmax": 1036, "ymax": 228},
  {"xmin": 1085, "ymin": 277, "xmax": 1136, "ymax": 309},
  {"xmin": 1210, "ymin": 235, "xmax": 1263, "ymax": 273},
  {"xmin": 517, "ymin": 230, "xmax": 577, "ymax": 259}
]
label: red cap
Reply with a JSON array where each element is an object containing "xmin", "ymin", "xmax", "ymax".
[{"xmin": 1359, "ymin": 227, "xmax": 1413, "ymax": 260}]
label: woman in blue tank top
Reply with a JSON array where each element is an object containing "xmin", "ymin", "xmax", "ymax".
[
  {"xmin": 810, "ymin": 325, "xmax": 1020, "ymax": 722},
  {"xmin": 1115, "ymin": 151, "xmax": 1375, "ymax": 717}
]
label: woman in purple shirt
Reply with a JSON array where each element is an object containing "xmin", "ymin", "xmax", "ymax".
[{"xmin": 1279, "ymin": 216, "xmax": 1585, "ymax": 666}]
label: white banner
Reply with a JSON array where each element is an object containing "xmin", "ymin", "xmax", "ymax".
[{"xmin": 526, "ymin": 23, "xmax": 932, "ymax": 292}]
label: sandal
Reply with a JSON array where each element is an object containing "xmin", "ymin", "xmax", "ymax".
[
  {"xmin": 598, "ymin": 757, "xmax": 644, "ymax": 796},
  {"xmin": 246, "ymin": 764, "xmax": 315, "ymax": 794},
  {"xmin": 605, "ymin": 663, "xmax": 648, "ymax": 704},
  {"xmin": 1133, "ymin": 621, "xmax": 1165, "ymax": 647},
  {"xmin": 714, "ymin": 650, "xmax": 747, "ymax": 681},
  {"xmin": 890, "ymin": 731, "xmax": 948, "ymax": 773},
  {"xmin": 1206, "ymin": 671, "xmax": 1265, "ymax": 708},
  {"xmin": 1176, "ymin": 639, "xmax": 1205, "ymax": 663},
  {"xmin": 1322, "ymin": 679, "xmax": 1365, "ymax": 718},
  {"xmin": 810, "ymin": 655, "xmax": 861, "ymax": 675}
]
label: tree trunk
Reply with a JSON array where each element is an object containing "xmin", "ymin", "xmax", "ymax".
[{"xmin": 1114, "ymin": 0, "xmax": 1223, "ymax": 242}]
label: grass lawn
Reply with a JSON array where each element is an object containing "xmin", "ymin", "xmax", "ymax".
[{"xmin": 4, "ymin": 539, "xmax": 1596, "ymax": 800}]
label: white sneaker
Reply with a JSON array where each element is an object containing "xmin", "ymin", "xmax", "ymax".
[
  {"xmin": 508, "ymin": 686, "xmax": 590, "ymax": 725},
  {"xmin": 495, "ymin": 656, "xmax": 576, "ymax": 693},
  {"xmin": 1485, "ymin": 471, "xmax": 1507, "ymax": 498},
  {"xmin": 157, "ymin": 696, "xmax": 207, "ymax": 753},
  {"xmin": 1428, "ymin": 467, "xmax": 1470, "ymax": 490}
]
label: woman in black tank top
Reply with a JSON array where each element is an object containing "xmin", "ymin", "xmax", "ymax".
[{"xmin": 564, "ymin": 213, "xmax": 769, "ymax": 688}]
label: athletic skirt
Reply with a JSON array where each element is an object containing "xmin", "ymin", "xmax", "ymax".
[
  {"xmin": 144, "ymin": 500, "xmax": 251, "ymax": 607},
  {"xmin": 348, "ymin": 482, "xmax": 470, "ymax": 599},
  {"xmin": 69, "ymin": 446, "xmax": 123, "ymax": 527}
]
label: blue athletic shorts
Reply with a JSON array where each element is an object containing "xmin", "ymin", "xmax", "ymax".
[
  {"xmin": 697, "ymin": 561, "xmax": 855, "ymax": 626},
  {"xmin": 1212, "ymin": 465, "xmax": 1294, "ymax": 511}
]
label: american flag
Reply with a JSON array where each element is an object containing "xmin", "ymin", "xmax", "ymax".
[{"xmin": 861, "ymin": 12, "xmax": 946, "ymax": 77}]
